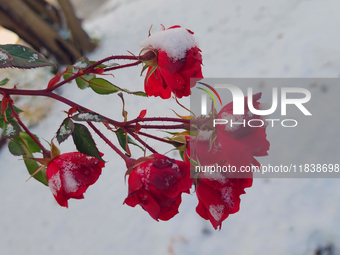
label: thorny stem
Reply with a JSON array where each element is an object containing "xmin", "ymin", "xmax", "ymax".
[
  {"xmin": 125, "ymin": 117, "xmax": 191, "ymax": 125},
  {"xmin": 7, "ymin": 98, "xmax": 51, "ymax": 158},
  {"xmin": 87, "ymin": 122, "xmax": 132, "ymax": 166},
  {"xmin": 0, "ymin": 55, "xmax": 193, "ymax": 160},
  {"xmin": 88, "ymin": 55, "xmax": 138, "ymax": 70},
  {"xmin": 48, "ymin": 55, "xmax": 139, "ymax": 92},
  {"xmin": 0, "ymin": 88, "xmax": 191, "ymax": 130},
  {"xmin": 137, "ymin": 124, "xmax": 186, "ymax": 129},
  {"xmin": 103, "ymin": 60, "xmax": 141, "ymax": 72},
  {"xmin": 0, "ymin": 88, "xmax": 123, "ymax": 127},
  {"xmin": 137, "ymin": 131, "xmax": 182, "ymax": 146},
  {"xmin": 125, "ymin": 128, "xmax": 158, "ymax": 154},
  {"xmin": 47, "ymin": 69, "xmax": 85, "ymax": 92}
]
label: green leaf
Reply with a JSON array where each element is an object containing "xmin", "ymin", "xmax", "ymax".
[
  {"xmin": 72, "ymin": 123, "xmax": 103, "ymax": 161},
  {"xmin": 63, "ymin": 66, "xmax": 74, "ymax": 82},
  {"xmin": 76, "ymin": 74, "xmax": 96, "ymax": 90},
  {"xmin": 185, "ymin": 151, "xmax": 199, "ymax": 167},
  {"xmin": 89, "ymin": 61, "xmax": 108, "ymax": 68},
  {"xmin": 129, "ymin": 91, "xmax": 148, "ymax": 97},
  {"xmin": 72, "ymin": 112, "xmax": 105, "ymax": 122},
  {"xmin": 23, "ymin": 155, "xmax": 48, "ymax": 186},
  {"xmin": 0, "ymin": 48, "xmax": 13, "ymax": 69},
  {"xmin": 0, "ymin": 78, "xmax": 9, "ymax": 86},
  {"xmin": 179, "ymin": 150, "xmax": 184, "ymax": 161},
  {"xmin": 0, "ymin": 101, "xmax": 23, "ymax": 119},
  {"xmin": 20, "ymin": 132, "xmax": 42, "ymax": 153},
  {"xmin": 8, "ymin": 140, "xmax": 25, "ymax": 156},
  {"xmin": 1, "ymin": 121, "xmax": 21, "ymax": 138},
  {"xmin": 56, "ymin": 118, "xmax": 74, "ymax": 144},
  {"xmin": 0, "ymin": 44, "xmax": 54, "ymax": 69},
  {"xmin": 115, "ymin": 128, "xmax": 144, "ymax": 153},
  {"xmin": 89, "ymin": 78, "xmax": 120, "ymax": 95},
  {"xmin": 13, "ymin": 135, "xmax": 48, "ymax": 186},
  {"xmin": 89, "ymin": 78, "xmax": 148, "ymax": 97},
  {"xmin": 73, "ymin": 56, "xmax": 91, "ymax": 69}
]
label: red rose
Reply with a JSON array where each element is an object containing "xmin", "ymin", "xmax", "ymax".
[
  {"xmin": 124, "ymin": 153, "xmax": 193, "ymax": 221},
  {"xmin": 216, "ymin": 93, "xmax": 270, "ymax": 169},
  {"xmin": 46, "ymin": 152, "xmax": 105, "ymax": 207},
  {"xmin": 140, "ymin": 25, "xmax": 203, "ymax": 99},
  {"xmin": 182, "ymin": 93, "xmax": 270, "ymax": 229},
  {"xmin": 195, "ymin": 171, "xmax": 252, "ymax": 230},
  {"xmin": 184, "ymin": 135, "xmax": 252, "ymax": 229}
]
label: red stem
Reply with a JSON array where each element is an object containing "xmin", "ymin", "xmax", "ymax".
[
  {"xmin": 47, "ymin": 70, "xmax": 84, "ymax": 92},
  {"xmin": 87, "ymin": 122, "xmax": 131, "ymax": 166},
  {"xmin": 0, "ymin": 88, "xmax": 190, "ymax": 130},
  {"xmin": 138, "ymin": 124, "xmax": 186, "ymax": 129},
  {"xmin": 137, "ymin": 131, "xmax": 180, "ymax": 145},
  {"xmin": 48, "ymin": 55, "xmax": 139, "ymax": 92},
  {"xmin": 103, "ymin": 60, "xmax": 141, "ymax": 72},
  {"xmin": 125, "ymin": 117, "xmax": 191, "ymax": 125},
  {"xmin": 89, "ymin": 55, "xmax": 138, "ymax": 70},
  {"xmin": 8, "ymin": 98, "xmax": 51, "ymax": 158},
  {"xmin": 0, "ymin": 88, "xmax": 123, "ymax": 127},
  {"xmin": 125, "ymin": 128, "xmax": 158, "ymax": 154}
]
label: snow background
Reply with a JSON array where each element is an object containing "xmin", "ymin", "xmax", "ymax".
[{"xmin": 1, "ymin": 0, "xmax": 340, "ymax": 254}]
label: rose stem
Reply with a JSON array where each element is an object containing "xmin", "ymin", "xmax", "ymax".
[
  {"xmin": 125, "ymin": 128, "xmax": 158, "ymax": 154},
  {"xmin": 8, "ymin": 98, "xmax": 51, "ymax": 158},
  {"xmin": 137, "ymin": 131, "xmax": 182, "ymax": 146},
  {"xmin": 125, "ymin": 117, "xmax": 191, "ymax": 125},
  {"xmin": 137, "ymin": 124, "xmax": 186, "ymax": 129},
  {"xmin": 48, "ymin": 56, "xmax": 139, "ymax": 92},
  {"xmin": 87, "ymin": 122, "xmax": 132, "ymax": 166}
]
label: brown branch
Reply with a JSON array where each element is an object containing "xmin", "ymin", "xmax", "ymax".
[
  {"xmin": 23, "ymin": 0, "xmax": 61, "ymax": 27},
  {"xmin": 57, "ymin": 0, "xmax": 96, "ymax": 53},
  {"xmin": 0, "ymin": 0, "xmax": 82, "ymax": 64}
]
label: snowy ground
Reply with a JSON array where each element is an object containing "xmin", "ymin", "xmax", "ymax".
[{"xmin": 1, "ymin": 0, "xmax": 340, "ymax": 254}]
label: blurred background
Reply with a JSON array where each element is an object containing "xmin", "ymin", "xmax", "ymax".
[{"xmin": 1, "ymin": 0, "xmax": 340, "ymax": 254}]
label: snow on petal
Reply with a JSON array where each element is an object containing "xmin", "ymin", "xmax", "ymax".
[{"xmin": 140, "ymin": 27, "xmax": 198, "ymax": 61}]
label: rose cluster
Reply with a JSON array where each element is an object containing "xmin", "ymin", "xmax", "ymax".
[
  {"xmin": 122, "ymin": 92, "xmax": 269, "ymax": 229},
  {"xmin": 38, "ymin": 25, "xmax": 270, "ymax": 230}
]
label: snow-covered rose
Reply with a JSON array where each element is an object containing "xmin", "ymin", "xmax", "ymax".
[
  {"xmin": 124, "ymin": 153, "xmax": 192, "ymax": 221},
  {"xmin": 46, "ymin": 152, "xmax": 105, "ymax": 207},
  {"xmin": 140, "ymin": 25, "xmax": 203, "ymax": 99},
  {"xmin": 196, "ymin": 171, "xmax": 252, "ymax": 230},
  {"xmin": 216, "ymin": 93, "xmax": 270, "ymax": 169}
]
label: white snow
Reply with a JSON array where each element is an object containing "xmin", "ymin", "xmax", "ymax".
[
  {"xmin": 58, "ymin": 125, "xmax": 71, "ymax": 136},
  {"xmin": 171, "ymin": 163, "xmax": 180, "ymax": 172},
  {"xmin": 1, "ymin": 0, "xmax": 340, "ymax": 255},
  {"xmin": 28, "ymin": 53, "xmax": 38, "ymax": 63},
  {"xmin": 4, "ymin": 123, "xmax": 15, "ymax": 136},
  {"xmin": 76, "ymin": 113, "xmax": 101, "ymax": 121},
  {"xmin": 48, "ymin": 171, "xmax": 62, "ymax": 196},
  {"xmin": 139, "ymin": 26, "xmax": 197, "ymax": 61},
  {"xmin": 73, "ymin": 62, "xmax": 88, "ymax": 69},
  {"xmin": 0, "ymin": 51, "xmax": 8, "ymax": 61},
  {"xmin": 209, "ymin": 205, "xmax": 224, "ymax": 221},
  {"xmin": 61, "ymin": 160, "xmax": 80, "ymax": 193},
  {"xmin": 197, "ymin": 130, "xmax": 213, "ymax": 142},
  {"xmin": 220, "ymin": 111, "xmax": 244, "ymax": 131},
  {"xmin": 221, "ymin": 186, "xmax": 235, "ymax": 208}
]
